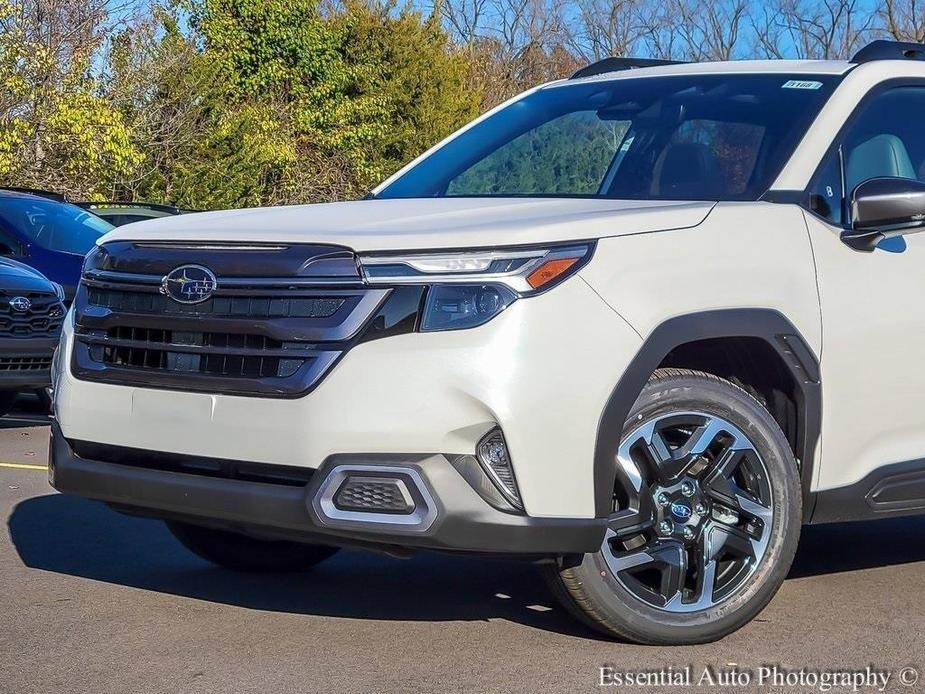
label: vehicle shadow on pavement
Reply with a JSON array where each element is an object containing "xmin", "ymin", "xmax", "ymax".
[
  {"xmin": 0, "ymin": 394, "xmax": 51, "ymax": 430},
  {"xmin": 9, "ymin": 494, "xmax": 925, "ymax": 635},
  {"xmin": 789, "ymin": 513, "xmax": 925, "ymax": 578},
  {"xmin": 0, "ymin": 415, "xmax": 49, "ymax": 430},
  {"xmin": 7, "ymin": 494, "xmax": 594, "ymax": 638}
]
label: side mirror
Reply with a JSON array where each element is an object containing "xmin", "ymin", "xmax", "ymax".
[{"xmin": 842, "ymin": 177, "xmax": 925, "ymax": 251}]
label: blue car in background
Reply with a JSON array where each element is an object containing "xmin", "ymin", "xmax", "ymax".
[{"xmin": 0, "ymin": 189, "xmax": 113, "ymax": 300}]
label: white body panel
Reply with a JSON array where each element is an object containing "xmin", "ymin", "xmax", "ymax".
[
  {"xmin": 804, "ymin": 212, "xmax": 925, "ymax": 490},
  {"xmin": 579, "ymin": 203, "xmax": 823, "ymax": 352},
  {"xmin": 100, "ymin": 198, "xmax": 712, "ymax": 252}
]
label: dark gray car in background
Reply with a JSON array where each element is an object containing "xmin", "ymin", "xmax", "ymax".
[{"xmin": 0, "ymin": 258, "xmax": 66, "ymax": 416}]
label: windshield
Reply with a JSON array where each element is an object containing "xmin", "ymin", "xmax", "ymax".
[
  {"xmin": 0, "ymin": 197, "xmax": 113, "ymax": 255},
  {"xmin": 376, "ymin": 74, "xmax": 839, "ymax": 201}
]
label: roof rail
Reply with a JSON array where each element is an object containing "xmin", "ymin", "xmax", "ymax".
[
  {"xmin": 851, "ymin": 40, "xmax": 925, "ymax": 64},
  {"xmin": 570, "ymin": 57, "xmax": 686, "ymax": 80}
]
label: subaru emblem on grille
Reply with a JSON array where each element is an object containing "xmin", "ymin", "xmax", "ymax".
[
  {"xmin": 160, "ymin": 265, "xmax": 218, "ymax": 304},
  {"xmin": 8, "ymin": 296, "xmax": 31, "ymax": 313}
]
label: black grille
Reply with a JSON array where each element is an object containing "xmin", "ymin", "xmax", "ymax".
[
  {"xmin": 71, "ymin": 243, "xmax": 389, "ymax": 398},
  {"xmin": 95, "ymin": 327, "xmax": 304, "ymax": 379},
  {"xmin": 87, "ymin": 287, "xmax": 346, "ymax": 319},
  {"xmin": 0, "ymin": 293, "xmax": 65, "ymax": 338},
  {"xmin": 0, "ymin": 356, "xmax": 53, "ymax": 372},
  {"xmin": 334, "ymin": 477, "xmax": 414, "ymax": 514}
]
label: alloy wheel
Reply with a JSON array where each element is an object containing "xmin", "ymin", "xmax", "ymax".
[{"xmin": 603, "ymin": 411, "xmax": 774, "ymax": 613}]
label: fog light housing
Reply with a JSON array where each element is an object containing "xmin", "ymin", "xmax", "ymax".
[{"xmin": 476, "ymin": 429, "xmax": 522, "ymax": 510}]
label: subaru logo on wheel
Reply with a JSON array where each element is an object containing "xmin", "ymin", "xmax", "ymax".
[
  {"xmin": 8, "ymin": 296, "xmax": 31, "ymax": 313},
  {"xmin": 670, "ymin": 502, "xmax": 692, "ymax": 521},
  {"xmin": 160, "ymin": 265, "xmax": 218, "ymax": 304}
]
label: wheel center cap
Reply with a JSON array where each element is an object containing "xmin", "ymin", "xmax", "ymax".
[{"xmin": 669, "ymin": 501, "xmax": 693, "ymax": 521}]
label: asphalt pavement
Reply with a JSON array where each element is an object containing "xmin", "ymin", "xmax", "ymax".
[{"xmin": 1, "ymin": 397, "xmax": 923, "ymax": 694}]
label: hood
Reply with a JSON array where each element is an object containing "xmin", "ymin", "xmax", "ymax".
[
  {"xmin": 98, "ymin": 198, "xmax": 714, "ymax": 252},
  {"xmin": 0, "ymin": 257, "xmax": 54, "ymax": 293}
]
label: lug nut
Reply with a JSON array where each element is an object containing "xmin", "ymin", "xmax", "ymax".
[
  {"xmin": 680, "ymin": 481, "xmax": 696, "ymax": 497},
  {"xmin": 694, "ymin": 503, "xmax": 707, "ymax": 515},
  {"xmin": 657, "ymin": 493, "xmax": 670, "ymax": 505},
  {"xmin": 658, "ymin": 520, "xmax": 673, "ymax": 535},
  {"xmin": 682, "ymin": 526, "xmax": 695, "ymax": 541}
]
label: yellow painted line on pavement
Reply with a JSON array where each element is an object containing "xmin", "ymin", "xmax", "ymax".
[{"xmin": 0, "ymin": 461, "xmax": 47, "ymax": 471}]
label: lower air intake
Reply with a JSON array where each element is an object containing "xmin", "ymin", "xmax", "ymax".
[{"xmin": 334, "ymin": 476, "xmax": 415, "ymax": 514}]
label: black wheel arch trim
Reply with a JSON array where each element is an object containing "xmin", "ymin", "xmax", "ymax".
[{"xmin": 593, "ymin": 308, "xmax": 821, "ymax": 519}]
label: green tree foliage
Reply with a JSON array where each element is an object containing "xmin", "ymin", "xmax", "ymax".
[
  {"xmin": 0, "ymin": 0, "xmax": 920, "ymax": 207},
  {"xmin": 1, "ymin": 0, "xmax": 479, "ymax": 206},
  {"xmin": 333, "ymin": 1, "xmax": 480, "ymax": 180},
  {"xmin": 192, "ymin": 0, "xmax": 381, "ymax": 187},
  {"xmin": 0, "ymin": 0, "xmax": 142, "ymax": 198},
  {"xmin": 108, "ymin": 0, "xmax": 480, "ymax": 208},
  {"xmin": 107, "ymin": 10, "xmax": 307, "ymax": 209}
]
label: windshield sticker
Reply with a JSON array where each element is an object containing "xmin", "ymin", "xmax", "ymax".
[{"xmin": 782, "ymin": 80, "xmax": 823, "ymax": 90}]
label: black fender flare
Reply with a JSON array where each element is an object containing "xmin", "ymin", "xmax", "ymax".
[{"xmin": 592, "ymin": 308, "xmax": 821, "ymax": 518}]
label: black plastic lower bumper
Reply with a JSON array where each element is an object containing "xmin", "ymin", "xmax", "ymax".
[
  {"xmin": 49, "ymin": 423, "xmax": 606, "ymax": 556},
  {"xmin": 0, "ymin": 337, "xmax": 56, "ymax": 390}
]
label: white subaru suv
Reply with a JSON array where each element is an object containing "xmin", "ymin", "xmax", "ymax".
[{"xmin": 50, "ymin": 40, "xmax": 925, "ymax": 644}]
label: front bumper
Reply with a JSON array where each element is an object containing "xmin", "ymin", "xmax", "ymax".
[
  {"xmin": 49, "ymin": 423, "xmax": 606, "ymax": 555},
  {"xmin": 56, "ymin": 276, "xmax": 642, "ymax": 518},
  {"xmin": 0, "ymin": 337, "xmax": 56, "ymax": 390}
]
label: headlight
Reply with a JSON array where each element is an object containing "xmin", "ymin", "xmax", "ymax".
[
  {"xmin": 359, "ymin": 243, "xmax": 593, "ymax": 332},
  {"xmin": 81, "ymin": 244, "xmax": 104, "ymax": 275},
  {"xmin": 421, "ymin": 284, "xmax": 517, "ymax": 332},
  {"xmin": 51, "ymin": 282, "xmax": 65, "ymax": 301}
]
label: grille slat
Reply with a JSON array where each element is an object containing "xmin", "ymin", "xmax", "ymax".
[
  {"xmin": 0, "ymin": 356, "xmax": 53, "ymax": 372},
  {"xmin": 86, "ymin": 287, "xmax": 346, "ymax": 319},
  {"xmin": 96, "ymin": 328, "xmax": 304, "ymax": 379}
]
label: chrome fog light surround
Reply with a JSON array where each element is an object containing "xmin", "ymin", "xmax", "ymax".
[
  {"xmin": 476, "ymin": 428, "xmax": 523, "ymax": 510},
  {"xmin": 312, "ymin": 464, "xmax": 438, "ymax": 532}
]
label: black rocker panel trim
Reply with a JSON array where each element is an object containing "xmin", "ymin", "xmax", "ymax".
[
  {"xmin": 593, "ymin": 309, "xmax": 822, "ymax": 518},
  {"xmin": 811, "ymin": 458, "xmax": 925, "ymax": 523}
]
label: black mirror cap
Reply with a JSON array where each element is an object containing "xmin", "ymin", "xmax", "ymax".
[
  {"xmin": 842, "ymin": 177, "xmax": 925, "ymax": 251},
  {"xmin": 851, "ymin": 177, "xmax": 925, "ymax": 232}
]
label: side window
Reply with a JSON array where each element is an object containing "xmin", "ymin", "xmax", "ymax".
[
  {"xmin": 446, "ymin": 112, "xmax": 630, "ymax": 196},
  {"xmin": 817, "ymin": 87, "xmax": 925, "ymax": 226}
]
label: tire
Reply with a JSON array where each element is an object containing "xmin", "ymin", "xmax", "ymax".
[
  {"xmin": 166, "ymin": 521, "xmax": 340, "ymax": 573},
  {"xmin": 0, "ymin": 391, "xmax": 19, "ymax": 418},
  {"xmin": 544, "ymin": 368, "xmax": 802, "ymax": 645}
]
